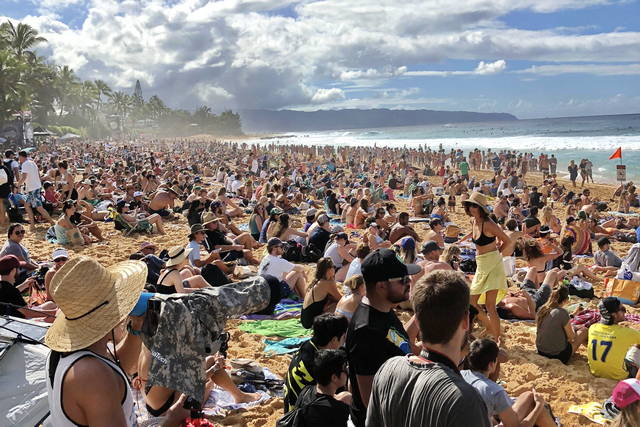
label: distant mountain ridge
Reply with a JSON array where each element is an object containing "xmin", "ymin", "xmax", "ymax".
[{"xmin": 239, "ymin": 108, "xmax": 517, "ymax": 132}]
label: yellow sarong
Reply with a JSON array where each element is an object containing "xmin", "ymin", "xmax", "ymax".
[{"xmin": 470, "ymin": 249, "xmax": 507, "ymax": 304}]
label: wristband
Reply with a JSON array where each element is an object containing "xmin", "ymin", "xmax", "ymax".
[{"xmin": 127, "ymin": 321, "xmax": 143, "ymax": 336}]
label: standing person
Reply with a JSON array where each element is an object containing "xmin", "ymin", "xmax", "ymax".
[
  {"xmin": 568, "ymin": 160, "xmax": 578, "ymax": 188},
  {"xmin": 462, "ymin": 192, "xmax": 513, "ymax": 340},
  {"xmin": 345, "ymin": 248, "xmax": 421, "ymax": 427},
  {"xmin": 17, "ymin": 151, "xmax": 55, "ymax": 230},
  {"xmin": 549, "ymin": 154, "xmax": 557, "ymax": 176},
  {"xmin": 366, "ymin": 270, "xmax": 490, "ymax": 427},
  {"xmin": 44, "ymin": 256, "xmax": 186, "ymax": 427}
]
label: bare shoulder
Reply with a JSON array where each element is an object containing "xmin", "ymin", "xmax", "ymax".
[{"xmin": 64, "ymin": 356, "xmax": 122, "ymax": 395}]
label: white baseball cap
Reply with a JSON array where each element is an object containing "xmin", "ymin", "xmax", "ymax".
[
  {"xmin": 133, "ymin": 191, "xmax": 144, "ymax": 197},
  {"xmin": 52, "ymin": 248, "xmax": 70, "ymax": 261}
]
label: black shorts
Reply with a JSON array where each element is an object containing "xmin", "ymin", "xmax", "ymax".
[{"xmin": 538, "ymin": 341, "xmax": 572, "ymax": 364}]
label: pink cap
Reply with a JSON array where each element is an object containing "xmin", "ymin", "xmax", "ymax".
[{"xmin": 612, "ymin": 379, "xmax": 640, "ymax": 409}]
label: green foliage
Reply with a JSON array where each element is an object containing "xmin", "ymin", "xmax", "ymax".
[{"xmin": 0, "ymin": 19, "xmax": 243, "ymax": 138}]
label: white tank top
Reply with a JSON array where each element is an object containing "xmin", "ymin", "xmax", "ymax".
[{"xmin": 46, "ymin": 350, "xmax": 138, "ymax": 427}]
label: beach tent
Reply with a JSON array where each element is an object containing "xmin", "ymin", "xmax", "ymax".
[
  {"xmin": 0, "ymin": 316, "xmax": 50, "ymax": 426},
  {"xmin": 58, "ymin": 133, "xmax": 81, "ymax": 141}
]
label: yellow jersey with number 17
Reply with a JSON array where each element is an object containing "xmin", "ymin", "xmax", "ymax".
[{"xmin": 587, "ymin": 323, "xmax": 640, "ymax": 380}]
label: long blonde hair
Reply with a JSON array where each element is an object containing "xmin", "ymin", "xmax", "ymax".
[
  {"xmin": 536, "ymin": 286, "xmax": 569, "ymax": 328},
  {"xmin": 610, "ymin": 401, "xmax": 640, "ymax": 427},
  {"xmin": 541, "ymin": 206, "xmax": 554, "ymax": 226}
]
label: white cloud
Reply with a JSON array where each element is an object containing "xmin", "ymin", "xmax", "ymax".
[
  {"xmin": 311, "ymin": 88, "xmax": 345, "ymax": 103},
  {"xmin": 405, "ymin": 60, "xmax": 507, "ymax": 77},
  {"xmin": 517, "ymin": 63, "xmax": 640, "ymax": 76},
  {"xmin": 2, "ymin": 0, "xmax": 638, "ymax": 112},
  {"xmin": 475, "ymin": 59, "xmax": 506, "ymax": 74}
]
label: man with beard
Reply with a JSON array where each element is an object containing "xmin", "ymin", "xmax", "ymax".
[
  {"xmin": 366, "ymin": 270, "xmax": 490, "ymax": 427},
  {"xmin": 345, "ymin": 248, "xmax": 421, "ymax": 427}
]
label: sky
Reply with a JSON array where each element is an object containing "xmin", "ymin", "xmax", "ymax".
[{"xmin": 2, "ymin": 0, "xmax": 640, "ymax": 119}]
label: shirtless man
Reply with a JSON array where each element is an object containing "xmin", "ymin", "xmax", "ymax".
[
  {"xmin": 418, "ymin": 240, "xmax": 452, "ymax": 275},
  {"xmin": 388, "ymin": 212, "xmax": 421, "ymax": 244},
  {"xmin": 148, "ymin": 186, "xmax": 180, "ymax": 218},
  {"xmin": 423, "ymin": 218, "xmax": 445, "ymax": 249}
]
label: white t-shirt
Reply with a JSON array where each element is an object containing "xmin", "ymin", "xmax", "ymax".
[
  {"xmin": 345, "ymin": 257, "xmax": 362, "ymax": 281},
  {"xmin": 231, "ymin": 179, "xmax": 243, "ymax": 193},
  {"xmin": 21, "ymin": 159, "xmax": 41, "ymax": 192},
  {"xmin": 258, "ymin": 254, "xmax": 294, "ymax": 280}
]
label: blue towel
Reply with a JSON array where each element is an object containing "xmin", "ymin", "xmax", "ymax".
[{"xmin": 263, "ymin": 337, "xmax": 310, "ymax": 354}]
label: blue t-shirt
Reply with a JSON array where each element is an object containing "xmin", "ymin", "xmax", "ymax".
[{"xmin": 636, "ymin": 226, "xmax": 640, "ymax": 244}]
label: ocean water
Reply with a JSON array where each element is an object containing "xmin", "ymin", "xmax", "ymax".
[{"xmin": 250, "ymin": 113, "xmax": 640, "ymax": 184}]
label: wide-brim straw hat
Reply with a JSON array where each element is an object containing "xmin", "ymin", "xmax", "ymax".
[
  {"xmin": 463, "ymin": 191, "xmax": 490, "ymax": 214},
  {"xmin": 45, "ymin": 256, "xmax": 147, "ymax": 352},
  {"xmin": 201, "ymin": 211, "xmax": 222, "ymax": 226},
  {"xmin": 165, "ymin": 245, "xmax": 193, "ymax": 267},
  {"xmin": 168, "ymin": 186, "xmax": 183, "ymax": 197}
]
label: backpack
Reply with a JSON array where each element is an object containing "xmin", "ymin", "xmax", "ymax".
[
  {"xmin": 277, "ymin": 396, "xmax": 324, "ymax": 427},
  {"xmin": 459, "ymin": 258, "xmax": 477, "ymax": 273},
  {"xmin": 2, "ymin": 160, "xmax": 14, "ymax": 185},
  {"xmin": 282, "ymin": 240, "xmax": 303, "ymax": 262},
  {"xmin": 302, "ymin": 243, "xmax": 323, "ymax": 263}
]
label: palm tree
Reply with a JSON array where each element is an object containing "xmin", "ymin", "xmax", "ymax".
[
  {"xmin": 0, "ymin": 21, "xmax": 46, "ymax": 60},
  {"xmin": 94, "ymin": 79, "xmax": 112, "ymax": 111},
  {"xmin": 194, "ymin": 105, "xmax": 212, "ymax": 125},
  {"xmin": 0, "ymin": 49, "xmax": 28, "ymax": 122},
  {"xmin": 108, "ymin": 91, "xmax": 133, "ymax": 132},
  {"xmin": 55, "ymin": 65, "xmax": 79, "ymax": 118}
]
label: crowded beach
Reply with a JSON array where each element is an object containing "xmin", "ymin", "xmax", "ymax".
[{"xmin": 2, "ymin": 138, "xmax": 640, "ymax": 427}]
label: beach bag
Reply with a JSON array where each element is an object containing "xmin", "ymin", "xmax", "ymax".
[
  {"xmin": 604, "ymin": 278, "xmax": 640, "ymax": 304},
  {"xmin": 502, "ymin": 256, "xmax": 516, "ymax": 277},
  {"xmin": 302, "ymin": 243, "xmax": 323, "ymax": 263},
  {"xmin": 568, "ymin": 277, "xmax": 595, "ymax": 299},
  {"xmin": 282, "ymin": 240, "xmax": 303, "ymax": 262},
  {"xmin": 460, "ymin": 258, "xmax": 477, "ymax": 273}
]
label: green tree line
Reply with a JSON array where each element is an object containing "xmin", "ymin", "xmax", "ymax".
[{"xmin": 0, "ymin": 20, "xmax": 243, "ymax": 138}]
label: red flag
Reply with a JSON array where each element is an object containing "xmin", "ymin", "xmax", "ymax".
[{"xmin": 609, "ymin": 147, "xmax": 622, "ymax": 160}]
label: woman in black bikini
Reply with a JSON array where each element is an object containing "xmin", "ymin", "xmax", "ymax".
[
  {"xmin": 301, "ymin": 257, "xmax": 342, "ymax": 328},
  {"xmin": 156, "ymin": 245, "xmax": 211, "ymax": 294}
]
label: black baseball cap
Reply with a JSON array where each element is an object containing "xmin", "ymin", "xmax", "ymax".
[
  {"xmin": 361, "ymin": 248, "xmax": 421, "ymax": 284},
  {"xmin": 421, "ymin": 240, "xmax": 442, "ymax": 254},
  {"xmin": 539, "ymin": 225, "xmax": 551, "ymax": 235},
  {"xmin": 267, "ymin": 237, "xmax": 284, "ymax": 250}
]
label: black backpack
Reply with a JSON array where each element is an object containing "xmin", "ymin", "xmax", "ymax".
[
  {"xmin": 282, "ymin": 240, "xmax": 303, "ymax": 262},
  {"xmin": 302, "ymin": 243, "xmax": 323, "ymax": 263},
  {"xmin": 277, "ymin": 396, "xmax": 324, "ymax": 427}
]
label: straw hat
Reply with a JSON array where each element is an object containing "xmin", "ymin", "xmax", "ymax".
[
  {"xmin": 165, "ymin": 245, "xmax": 193, "ymax": 267},
  {"xmin": 45, "ymin": 256, "xmax": 147, "ymax": 352},
  {"xmin": 463, "ymin": 192, "xmax": 490, "ymax": 214},
  {"xmin": 167, "ymin": 186, "xmax": 183, "ymax": 197},
  {"xmin": 201, "ymin": 211, "xmax": 221, "ymax": 226}
]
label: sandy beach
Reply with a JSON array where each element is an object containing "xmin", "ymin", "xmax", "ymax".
[{"xmin": 16, "ymin": 164, "xmax": 637, "ymax": 427}]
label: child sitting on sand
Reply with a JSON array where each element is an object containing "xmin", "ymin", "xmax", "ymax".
[{"xmin": 462, "ymin": 338, "xmax": 558, "ymax": 427}]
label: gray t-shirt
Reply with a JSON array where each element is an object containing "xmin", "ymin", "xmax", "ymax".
[
  {"xmin": 0, "ymin": 240, "xmax": 31, "ymax": 274},
  {"xmin": 536, "ymin": 308, "xmax": 570, "ymax": 355},
  {"xmin": 461, "ymin": 370, "xmax": 513, "ymax": 422},
  {"xmin": 366, "ymin": 355, "xmax": 490, "ymax": 427},
  {"xmin": 594, "ymin": 250, "xmax": 622, "ymax": 268}
]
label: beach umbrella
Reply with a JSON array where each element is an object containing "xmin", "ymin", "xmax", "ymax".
[{"xmin": 0, "ymin": 137, "xmax": 6, "ymax": 143}]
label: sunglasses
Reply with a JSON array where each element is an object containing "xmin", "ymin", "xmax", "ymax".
[
  {"xmin": 54, "ymin": 257, "xmax": 68, "ymax": 263},
  {"xmin": 14, "ymin": 230, "xmax": 26, "ymax": 235},
  {"xmin": 387, "ymin": 276, "xmax": 411, "ymax": 286}
]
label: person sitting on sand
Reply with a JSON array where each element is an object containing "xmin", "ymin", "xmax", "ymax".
[
  {"xmin": 187, "ymin": 224, "xmax": 234, "ymax": 285},
  {"xmin": 156, "ymin": 245, "xmax": 212, "ymax": 294},
  {"xmin": 354, "ymin": 199, "xmax": 370, "ymax": 229},
  {"xmin": 268, "ymin": 213, "xmax": 308, "ymax": 242},
  {"xmin": 324, "ymin": 232, "xmax": 355, "ymax": 282},
  {"xmin": 114, "ymin": 199, "xmax": 166, "ymax": 235},
  {"xmin": 388, "ymin": 212, "xmax": 421, "ymax": 244},
  {"xmin": 462, "ymin": 338, "xmax": 558, "ymax": 427},
  {"xmin": 497, "ymin": 268, "xmax": 558, "ymax": 321},
  {"xmin": 336, "ymin": 275, "xmax": 365, "ymax": 321},
  {"xmin": 536, "ymin": 285, "xmax": 588, "ymax": 364},
  {"xmin": 301, "ymin": 258, "xmax": 342, "ymax": 329},
  {"xmin": 593, "ymin": 237, "xmax": 623, "ymax": 273},
  {"xmin": 344, "ymin": 243, "xmax": 369, "ymax": 283},
  {"xmin": 258, "ymin": 237, "xmax": 307, "ymax": 297},
  {"xmin": 424, "ymin": 217, "xmax": 446, "ymax": 248},
  {"xmin": 201, "ymin": 212, "xmax": 260, "ymax": 265},
  {"xmin": 55, "ymin": 200, "xmax": 93, "ymax": 246},
  {"xmin": 284, "ymin": 313, "xmax": 349, "ymax": 412},
  {"xmin": 362, "ymin": 217, "xmax": 392, "ymax": 250},
  {"xmin": 588, "ymin": 297, "xmax": 640, "ymax": 381},
  {"xmin": 148, "ymin": 185, "xmax": 181, "ymax": 218},
  {"xmin": 136, "ymin": 344, "xmax": 260, "ymax": 418},
  {"xmin": 523, "ymin": 239, "xmax": 561, "ymax": 286},
  {"xmin": 0, "ymin": 255, "xmax": 57, "ymax": 319},
  {"xmin": 0, "ymin": 224, "xmax": 40, "ymax": 285}
]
